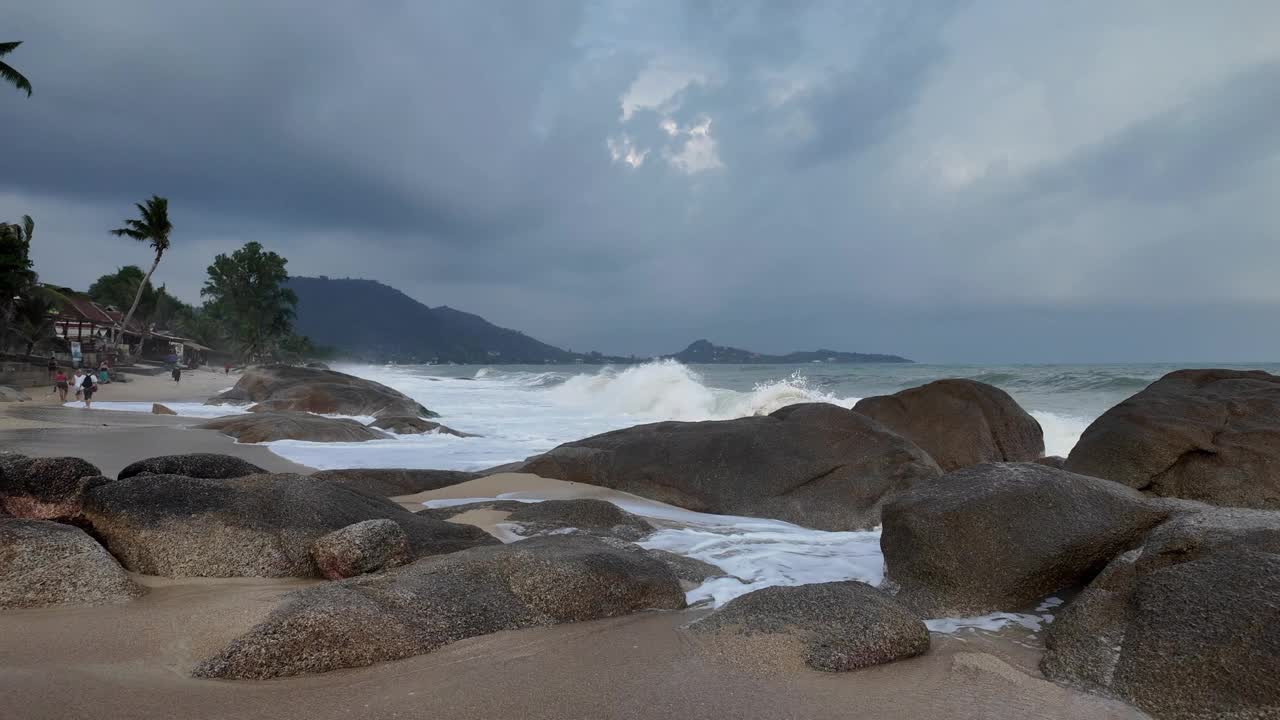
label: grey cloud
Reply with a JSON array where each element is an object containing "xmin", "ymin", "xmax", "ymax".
[{"xmin": 4, "ymin": 1, "xmax": 1280, "ymax": 362}]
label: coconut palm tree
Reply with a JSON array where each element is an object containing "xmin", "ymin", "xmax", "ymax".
[
  {"xmin": 109, "ymin": 196, "xmax": 172, "ymax": 349},
  {"xmin": 0, "ymin": 42, "xmax": 32, "ymax": 97}
]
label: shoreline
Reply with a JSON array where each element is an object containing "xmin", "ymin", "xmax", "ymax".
[
  {"xmin": 0, "ymin": 366, "xmax": 1152, "ymax": 719},
  {"xmin": 0, "ymin": 368, "xmax": 314, "ymax": 476}
]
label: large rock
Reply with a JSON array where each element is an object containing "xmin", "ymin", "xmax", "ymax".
[
  {"xmin": 1043, "ymin": 506, "xmax": 1280, "ymax": 719},
  {"xmin": 197, "ymin": 411, "xmax": 384, "ymax": 443},
  {"xmin": 310, "ymin": 519, "xmax": 411, "ymax": 580},
  {"xmin": 193, "ymin": 534, "xmax": 686, "ymax": 679},
  {"xmin": 79, "ymin": 473, "xmax": 497, "ymax": 577},
  {"xmin": 0, "ymin": 386, "xmax": 30, "ymax": 402},
  {"xmin": 0, "ymin": 517, "xmax": 144, "ymax": 608},
  {"xmin": 117, "ymin": 453, "xmax": 266, "ymax": 480},
  {"xmin": 880, "ymin": 462, "xmax": 1169, "ymax": 616},
  {"xmin": 1065, "ymin": 368, "xmax": 1280, "ymax": 509},
  {"xmin": 311, "ymin": 468, "xmax": 478, "ymax": 497},
  {"xmin": 523, "ymin": 403, "xmax": 943, "ymax": 530},
  {"xmin": 367, "ymin": 415, "xmax": 473, "ymax": 436},
  {"xmin": 506, "ymin": 499, "xmax": 654, "ymax": 541},
  {"xmin": 0, "ymin": 455, "xmax": 103, "ymax": 519},
  {"xmin": 206, "ymin": 364, "xmax": 436, "ymax": 418},
  {"xmin": 690, "ymin": 582, "xmax": 929, "ymax": 672},
  {"xmin": 853, "ymin": 379, "xmax": 1044, "ymax": 471}
]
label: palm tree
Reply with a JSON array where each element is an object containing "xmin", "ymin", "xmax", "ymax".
[
  {"xmin": 0, "ymin": 42, "xmax": 32, "ymax": 97},
  {"xmin": 109, "ymin": 196, "xmax": 172, "ymax": 349}
]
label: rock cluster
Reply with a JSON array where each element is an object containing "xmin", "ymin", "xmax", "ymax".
[
  {"xmin": 1, "ymin": 517, "xmax": 143, "ymax": 608},
  {"xmin": 197, "ymin": 411, "xmax": 384, "ymax": 443},
  {"xmin": 0, "ymin": 455, "xmax": 103, "ymax": 519},
  {"xmin": 117, "ymin": 453, "xmax": 266, "ymax": 480},
  {"xmin": 193, "ymin": 535, "xmax": 686, "ymax": 679},
  {"xmin": 1065, "ymin": 368, "xmax": 1280, "ymax": 509},
  {"xmin": 207, "ymin": 364, "xmax": 436, "ymax": 418},
  {"xmin": 691, "ymin": 582, "xmax": 928, "ymax": 672},
  {"xmin": 78, "ymin": 472, "xmax": 496, "ymax": 577},
  {"xmin": 310, "ymin": 468, "xmax": 478, "ymax": 497},
  {"xmin": 854, "ymin": 379, "xmax": 1044, "ymax": 471},
  {"xmin": 523, "ymin": 402, "xmax": 942, "ymax": 530}
]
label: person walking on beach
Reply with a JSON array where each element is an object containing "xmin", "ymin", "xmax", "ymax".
[
  {"xmin": 171, "ymin": 364, "xmax": 182, "ymax": 383},
  {"xmin": 80, "ymin": 368, "xmax": 97, "ymax": 408},
  {"xmin": 53, "ymin": 368, "xmax": 68, "ymax": 403},
  {"xmin": 47, "ymin": 354, "xmax": 57, "ymax": 382},
  {"xmin": 72, "ymin": 368, "xmax": 85, "ymax": 400}
]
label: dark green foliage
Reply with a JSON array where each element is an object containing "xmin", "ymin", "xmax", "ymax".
[
  {"xmin": 286, "ymin": 276, "xmax": 576, "ymax": 364},
  {"xmin": 89, "ymin": 266, "xmax": 193, "ymax": 335},
  {"xmin": 202, "ymin": 242, "xmax": 297, "ymax": 362},
  {"xmin": 0, "ymin": 41, "xmax": 32, "ymax": 97}
]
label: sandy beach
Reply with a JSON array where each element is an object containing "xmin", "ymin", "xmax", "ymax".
[
  {"xmin": 0, "ymin": 368, "xmax": 311, "ymax": 477},
  {"xmin": 0, "ymin": 372, "xmax": 1152, "ymax": 720}
]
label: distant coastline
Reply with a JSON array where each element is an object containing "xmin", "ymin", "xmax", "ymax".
[
  {"xmin": 289, "ymin": 276, "xmax": 911, "ymax": 365},
  {"xmin": 663, "ymin": 339, "xmax": 912, "ymax": 365}
]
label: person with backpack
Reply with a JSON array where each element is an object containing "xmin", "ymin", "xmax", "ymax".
[{"xmin": 79, "ymin": 368, "xmax": 98, "ymax": 409}]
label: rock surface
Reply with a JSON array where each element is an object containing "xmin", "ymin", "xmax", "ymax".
[
  {"xmin": 310, "ymin": 519, "xmax": 412, "ymax": 580},
  {"xmin": 198, "ymin": 411, "xmax": 384, "ymax": 443},
  {"xmin": 644, "ymin": 549, "xmax": 726, "ymax": 585},
  {"xmin": 853, "ymin": 379, "xmax": 1044, "ymax": 471},
  {"xmin": 311, "ymin": 468, "xmax": 479, "ymax": 497},
  {"xmin": 1043, "ymin": 506, "xmax": 1280, "ymax": 719},
  {"xmin": 79, "ymin": 473, "xmax": 497, "ymax": 577},
  {"xmin": 0, "ymin": 517, "xmax": 144, "ymax": 608},
  {"xmin": 506, "ymin": 499, "xmax": 655, "ymax": 541},
  {"xmin": 691, "ymin": 582, "xmax": 929, "ymax": 672},
  {"xmin": 207, "ymin": 364, "xmax": 436, "ymax": 418},
  {"xmin": 523, "ymin": 403, "xmax": 942, "ymax": 530},
  {"xmin": 367, "ymin": 415, "xmax": 473, "ymax": 436},
  {"xmin": 117, "ymin": 453, "xmax": 266, "ymax": 480},
  {"xmin": 1065, "ymin": 368, "xmax": 1280, "ymax": 509},
  {"xmin": 880, "ymin": 462, "xmax": 1169, "ymax": 616},
  {"xmin": 0, "ymin": 455, "xmax": 103, "ymax": 519},
  {"xmin": 151, "ymin": 403, "xmax": 177, "ymax": 415},
  {"xmin": 193, "ymin": 534, "xmax": 686, "ymax": 679},
  {"xmin": 1034, "ymin": 455, "xmax": 1067, "ymax": 469}
]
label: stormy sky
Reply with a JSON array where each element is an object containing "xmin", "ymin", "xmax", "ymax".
[{"xmin": 3, "ymin": 1, "xmax": 1279, "ymax": 362}]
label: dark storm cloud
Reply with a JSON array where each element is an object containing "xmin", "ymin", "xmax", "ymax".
[{"xmin": 3, "ymin": 1, "xmax": 1279, "ymax": 362}]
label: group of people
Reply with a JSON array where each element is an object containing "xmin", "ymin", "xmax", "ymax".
[{"xmin": 49, "ymin": 365, "xmax": 101, "ymax": 408}]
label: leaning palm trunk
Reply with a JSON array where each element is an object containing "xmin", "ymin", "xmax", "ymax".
[{"xmin": 115, "ymin": 253, "xmax": 161, "ymax": 352}]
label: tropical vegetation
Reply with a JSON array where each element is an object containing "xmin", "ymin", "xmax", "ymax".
[
  {"xmin": 202, "ymin": 241, "xmax": 301, "ymax": 362},
  {"xmin": 109, "ymin": 196, "xmax": 172, "ymax": 346},
  {"xmin": 0, "ymin": 41, "xmax": 32, "ymax": 97}
]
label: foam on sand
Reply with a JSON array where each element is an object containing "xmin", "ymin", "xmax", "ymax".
[{"xmin": 416, "ymin": 474, "xmax": 1061, "ymax": 633}]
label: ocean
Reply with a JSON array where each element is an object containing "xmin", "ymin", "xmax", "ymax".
[
  {"xmin": 219, "ymin": 359, "xmax": 1280, "ymax": 471},
  {"xmin": 93, "ymin": 359, "xmax": 1280, "ymax": 622}
]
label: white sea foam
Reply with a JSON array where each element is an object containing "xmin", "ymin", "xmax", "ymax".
[
  {"xmin": 428, "ymin": 491, "xmax": 1060, "ymax": 633},
  {"xmin": 1030, "ymin": 410, "xmax": 1089, "ymax": 457}
]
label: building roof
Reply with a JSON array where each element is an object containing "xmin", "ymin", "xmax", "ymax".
[{"xmin": 55, "ymin": 294, "xmax": 144, "ymax": 336}]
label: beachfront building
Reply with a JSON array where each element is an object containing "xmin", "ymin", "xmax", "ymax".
[{"xmin": 49, "ymin": 294, "xmax": 143, "ymax": 367}]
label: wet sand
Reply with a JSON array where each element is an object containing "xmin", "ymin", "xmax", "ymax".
[
  {"xmin": 0, "ymin": 369, "xmax": 311, "ymax": 476},
  {"xmin": 0, "ymin": 573, "xmax": 1146, "ymax": 720}
]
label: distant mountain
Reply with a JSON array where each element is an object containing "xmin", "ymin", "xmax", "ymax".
[
  {"xmin": 666, "ymin": 339, "xmax": 912, "ymax": 364},
  {"xmin": 287, "ymin": 277, "xmax": 576, "ymax": 364}
]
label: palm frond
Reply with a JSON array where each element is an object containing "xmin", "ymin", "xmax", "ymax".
[
  {"xmin": 110, "ymin": 227, "xmax": 147, "ymax": 240},
  {"xmin": 0, "ymin": 60, "xmax": 32, "ymax": 97},
  {"xmin": 0, "ymin": 42, "xmax": 19, "ymax": 57}
]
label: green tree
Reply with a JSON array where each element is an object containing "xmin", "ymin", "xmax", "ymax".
[
  {"xmin": 12, "ymin": 293, "xmax": 56, "ymax": 356},
  {"xmin": 89, "ymin": 266, "xmax": 155, "ymax": 311},
  {"xmin": 202, "ymin": 241, "xmax": 297, "ymax": 362},
  {"xmin": 0, "ymin": 215, "xmax": 36, "ymax": 345},
  {"xmin": 0, "ymin": 41, "xmax": 32, "ymax": 97},
  {"xmin": 109, "ymin": 196, "xmax": 172, "ymax": 347}
]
